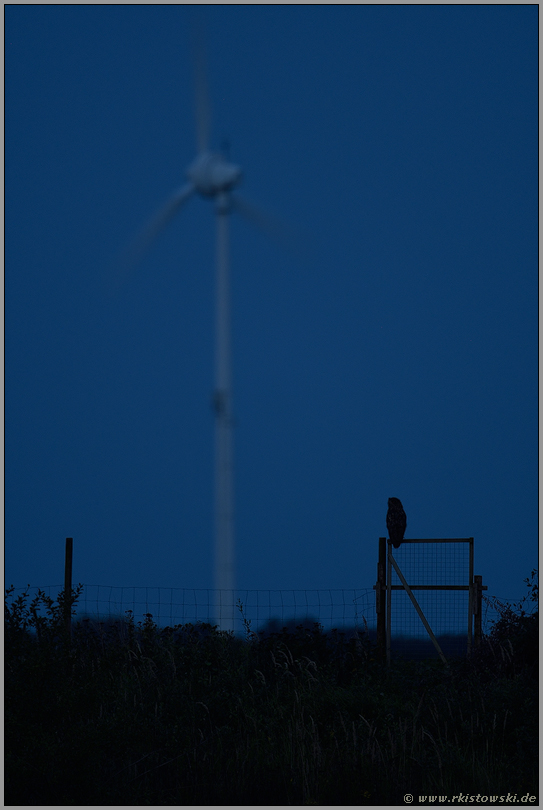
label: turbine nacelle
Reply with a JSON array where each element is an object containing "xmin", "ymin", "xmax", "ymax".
[{"xmin": 186, "ymin": 151, "xmax": 242, "ymax": 198}]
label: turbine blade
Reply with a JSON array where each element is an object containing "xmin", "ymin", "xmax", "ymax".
[
  {"xmin": 129, "ymin": 183, "xmax": 194, "ymax": 262},
  {"xmin": 113, "ymin": 183, "xmax": 195, "ymax": 290},
  {"xmin": 230, "ymin": 193, "xmax": 308, "ymax": 262},
  {"xmin": 191, "ymin": 17, "xmax": 211, "ymax": 154}
]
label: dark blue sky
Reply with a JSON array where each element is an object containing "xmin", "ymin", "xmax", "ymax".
[{"xmin": 6, "ymin": 5, "xmax": 537, "ymax": 608}]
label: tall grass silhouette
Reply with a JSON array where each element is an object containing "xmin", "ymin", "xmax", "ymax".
[{"xmin": 5, "ymin": 574, "xmax": 538, "ymax": 805}]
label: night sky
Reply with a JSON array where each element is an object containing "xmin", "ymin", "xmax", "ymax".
[{"xmin": 5, "ymin": 5, "xmax": 538, "ymax": 617}]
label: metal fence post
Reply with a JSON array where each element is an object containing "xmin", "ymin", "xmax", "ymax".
[
  {"xmin": 376, "ymin": 537, "xmax": 386, "ymax": 662},
  {"xmin": 386, "ymin": 541, "xmax": 391, "ymax": 667},
  {"xmin": 467, "ymin": 537, "xmax": 474, "ymax": 655},
  {"xmin": 474, "ymin": 574, "xmax": 483, "ymax": 647}
]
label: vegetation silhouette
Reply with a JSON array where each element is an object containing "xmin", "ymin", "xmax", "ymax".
[{"xmin": 5, "ymin": 573, "xmax": 538, "ymax": 805}]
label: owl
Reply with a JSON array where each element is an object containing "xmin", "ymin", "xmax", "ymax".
[{"xmin": 386, "ymin": 497, "xmax": 407, "ymax": 549}]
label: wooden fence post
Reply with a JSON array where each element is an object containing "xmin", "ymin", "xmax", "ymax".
[
  {"xmin": 376, "ymin": 537, "xmax": 386, "ymax": 661},
  {"xmin": 64, "ymin": 537, "xmax": 73, "ymax": 636}
]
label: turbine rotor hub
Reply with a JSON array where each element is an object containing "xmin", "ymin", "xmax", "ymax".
[{"xmin": 187, "ymin": 152, "xmax": 242, "ymax": 198}]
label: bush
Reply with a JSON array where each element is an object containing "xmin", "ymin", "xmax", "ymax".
[{"xmin": 474, "ymin": 570, "xmax": 538, "ymax": 680}]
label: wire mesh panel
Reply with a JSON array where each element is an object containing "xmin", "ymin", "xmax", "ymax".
[
  {"xmin": 390, "ymin": 541, "xmax": 470, "ymax": 588},
  {"xmin": 386, "ymin": 539, "xmax": 473, "ymax": 661},
  {"xmin": 5, "ymin": 584, "xmax": 376, "ymax": 637},
  {"xmin": 8, "ymin": 577, "xmax": 504, "ymax": 645},
  {"xmin": 233, "ymin": 589, "xmax": 376, "ymax": 636}
]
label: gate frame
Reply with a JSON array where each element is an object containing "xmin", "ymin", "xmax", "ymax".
[{"xmin": 374, "ymin": 537, "xmax": 487, "ymax": 665}]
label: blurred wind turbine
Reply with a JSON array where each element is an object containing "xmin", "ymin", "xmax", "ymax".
[{"xmin": 125, "ymin": 29, "xmax": 283, "ymax": 632}]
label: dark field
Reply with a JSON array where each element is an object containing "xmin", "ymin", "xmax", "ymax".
[{"xmin": 5, "ymin": 583, "xmax": 538, "ymax": 805}]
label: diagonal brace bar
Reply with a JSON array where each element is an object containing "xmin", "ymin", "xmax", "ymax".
[{"xmin": 388, "ymin": 550, "xmax": 448, "ymax": 665}]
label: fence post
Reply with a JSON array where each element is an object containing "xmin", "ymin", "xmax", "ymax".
[
  {"xmin": 467, "ymin": 537, "xmax": 474, "ymax": 655},
  {"xmin": 473, "ymin": 575, "xmax": 483, "ymax": 647},
  {"xmin": 376, "ymin": 537, "xmax": 386, "ymax": 661},
  {"xmin": 64, "ymin": 537, "xmax": 73, "ymax": 637}
]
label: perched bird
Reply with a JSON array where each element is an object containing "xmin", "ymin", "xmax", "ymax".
[{"xmin": 386, "ymin": 497, "xmax": 407, "ymax": 549}]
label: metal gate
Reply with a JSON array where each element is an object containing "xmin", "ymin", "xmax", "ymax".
[{"xmin": 375, "ymin": 537, "xmax": 486, "ymax": 665}]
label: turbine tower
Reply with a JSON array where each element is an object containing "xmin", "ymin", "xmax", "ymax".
[
  {"xmin": 127, "ymin": 38, "xmax": 258, "ymax": 632},
  {"xmin": 211, "ymin": 182, "xmax": 236, "ymax": 632}
]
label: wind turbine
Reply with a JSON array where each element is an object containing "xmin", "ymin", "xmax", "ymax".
[{"xmin": 126, "ymin": 33, "xmax": 268, "ymax": 633}]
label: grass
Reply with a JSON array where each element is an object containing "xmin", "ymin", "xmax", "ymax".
[{"xmin": 4, "ymin": 581, "xmax": 538, "ymax": 805}]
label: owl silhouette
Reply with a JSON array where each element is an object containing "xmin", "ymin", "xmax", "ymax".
[{"xmin": 386, "ymin": 497, "xmax": 407, "ymax": 549}]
